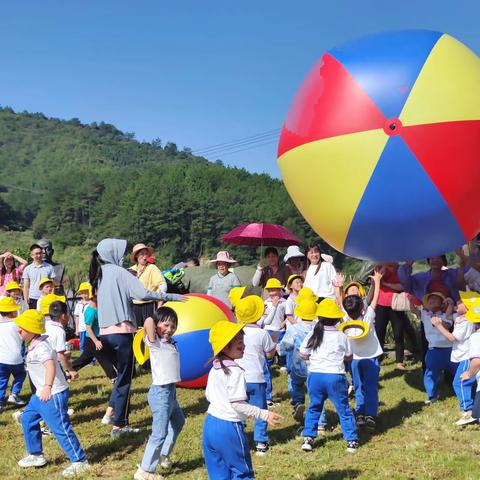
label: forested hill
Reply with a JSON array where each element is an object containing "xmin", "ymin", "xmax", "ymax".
[{"xmin": 0, "ymin": 106, "xmax": 341, "ymax": 266}]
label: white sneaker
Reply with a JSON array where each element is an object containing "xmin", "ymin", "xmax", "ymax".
[
  {"xmin": 101, "ymin": 414, "xmax": 113, "ymax": 425},
  {"xmin": 134, "ymin": 466, "xmax": 164, "ymax": 480},
  {"xmin": 279, "ymin": 366, "xmax": 288, "ymax": 373},
  {"xmin": 62, "ymin": 460, "xmax": 90, "ymax": 477},
  {"xmin": 455, "ymin": 411, "xmax": 478, "ymax": 426},
  {"xmin": 111, "ymin": 425, "xmax": 140, "ymax": 438},
  {"xmin": 8, "ymin": 393, "xmax": 26, "ymax": 406},
  {"xmin": 160, "ymin": 455, "xmax": 172, "ymax": 469},
  {"xmin": 67, "ymin": 408, "xmax": 74, "ymax": 416},
  {"xmin": 18, "ymin": 454, "xmax": 48, "ymax": 468},
  {"xmin": 12, "ymin": 409, "xmax": 24, "ymax": 424},
  {"xmin": 301, "ymin": 437, "xmax": 314, "ymax": 452}
]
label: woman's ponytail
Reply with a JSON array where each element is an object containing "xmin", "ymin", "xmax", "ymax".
[{"xmin": 89, "ymin": 250, "xmax": 103, "ymax": 295}]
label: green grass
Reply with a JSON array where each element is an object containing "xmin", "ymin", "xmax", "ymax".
[{"xmin": 1, "ymin": 357, "xmax": 480, "ymax": 479}]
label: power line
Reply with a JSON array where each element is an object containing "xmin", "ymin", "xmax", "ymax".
[
  {"xmin": 197, "ymin": 133, "xmax": 280, "ymax": 157},
  {"xmin": 193, "ymin": 128, "xmax": 280, "ymax": 155},
  {"xmin": 211, "ymin": 138, "xmax": 278, "ymax": 158}
]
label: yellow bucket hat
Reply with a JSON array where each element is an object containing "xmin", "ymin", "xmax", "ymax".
[
  {"xmin": 41, "ymin": 294, "xmax": 66, "ymax": 315},
  {"xmin": 0, "ymin": 297, "xmax": 21, "ymax": 313},
  {"xmin": 235, "ymin": 295, "xmax": 264, "ymax": 324},
  {"xmin": 338, "ymin": 320, "xmax": 369, "ymax": 340},
  {"xmin": 294, "ymin": 298, "xmax": 318, "ymax": 321},
  {"xmin": 39, "ymin": 277, "xmax": 54, "ymax": 289},
  {"xmin": 459, "ymin": 291, "xmax": 480, "ymax": 308},
  {"xmin": 422, "ymin": 292, "xmax": 446, "ymax": 307},
  {"xmin": 344, "ymin": 281, "xmax": 366, "ymax": 298},
  {"xmin": 77, "ymin": 282, "xmax": 93, "ymax": 298},
  {"xmin": 14, "ymin": 309, "xmax": 45, "ymax": 334},
  {"xmin": 465, "ymin": 299, "xmax": 480, "ymax": 323},
  {"xmin": 229, "ymin": 286, "xmax": 246, "ymax": 308},
  {"xmin": 264, "ymin": 278, "xmax": 283, "ymax": 290},
  {"xmin": 5, "ymin": 281, "xmax": 21, "ymax": 292},
  {"xmin": 209, "ymin": 320, "xmax": 244, "ymax": 356},
  {"xmin": 297, "ymin": 287, "xmax": 318, "ymax": 302},
  {"xmin": 133, "ymin": 328, "xmax": 150, "ymax": 365},
  {"xmin": 316, "ymin": 299, "xmax": 344, "ymax": 319},
  {"xmin": 286, "ymin": 274, "xmax": 304, "ymax": 288}
]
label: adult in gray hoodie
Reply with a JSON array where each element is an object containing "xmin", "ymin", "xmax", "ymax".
[{"xmin": 89, "ymin": 238, "xmax": 184, "ymax": 437}]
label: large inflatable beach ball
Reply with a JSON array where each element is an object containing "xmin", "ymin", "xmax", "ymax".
[
  {"xmin": 278, "ymin": 30, "xmax": 480, "ymax": 261},
  {"xmin": 166, "ymin": 293, "xmax": 234, "ymax": 388}
]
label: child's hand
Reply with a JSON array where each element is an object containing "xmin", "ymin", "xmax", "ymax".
[
  {"xmin": 266, "ymin": 411, "xmax": 283, "ymax": 427},
  {"xmin": 444, "ymin": 297, "xmax": 454, "ymax": 308},
  {"xmin": 431, "ymin": 316, "xmax": 442, "ymax": 327},
  {"xmin": 39, "ymin": 385, "xmax": 52, "ymax": 402},
  {"xmin": 271, "ymin": 296, "xmax": 280, "ymax": 307},
  {"xmin": 68, "ymin": 370, "xmax": 79, "ymax": 381},
  {"xmin": 332, "ymin": 273, "xmax": 344, "ymax": 288},
  {"xmin": 460, "ymin": 371, "xmax": 472, "ymax": 382},
  {"xmin": 369, "ymin": 270, "xmax": 383, "ymax": 283},
  {"xmin": 94, "ymin": 339, "xmax": 103, "ymax": 351}
]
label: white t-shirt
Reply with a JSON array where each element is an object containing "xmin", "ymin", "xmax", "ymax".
[
  {"xmin": 145, "ymin": 335, "xmax": 181, "ymax": 386},
  {"xmin": 36, "ymin": 294, "xmax": 45, "ymax": 312},
  {"xmin": 45, "ymin": 320, "xmax": 67, "ymax": 353},
  {"xmin": 285, "ymin": 295, "xmax": 301, "ymax": 326},
  {"xmin": 74, "ymin": 301, "xmax": 89, "ymax": 333},
  {"xmin": 421, "ymin": 310, "xmax": 453, "ymax": 349},
  {"xmin": 304, "ymin": 262, "xmax": 336, "ymax": 299},
  {"xmin": 236, "ymin": 325, "xmax": 275, "ymax": 383},
  {"xmin": 346, "ymin": 306, "xmax": 383, "ymax": 360},
  {"xmin": 300, "ymin": 327, "xmax": 351, "ymax": 374},
  {"xmin": 26, "ymin": 336, "xmax": 69, "ymax": 396},
  {"xmin": 0, "ymin": 317, "xmax": 24, "ymax": 364},
  {"xmin": 206, "ymin": 360, "xmax": 248, "ymax": 422},
  {"xmin": 468, "ymin": 330, "xmax": 480, "ymax": 392},
  {"xmin": 451, "ymin": 315, "xmax": 475, "ymax": 363},
  {"xmin": 260, "ymin": 298, "xmax": 286, "ymax": 331}
]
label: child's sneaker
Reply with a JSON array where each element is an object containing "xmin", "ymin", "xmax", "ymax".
[
  {"xmin": 301, "ymin": 437, "xmax": 314, "ymax": 452},
  {"xmin": 41, "ymin": 426, "xmax": 52, "ymax": 437},
  {"xmin": 348, "ymin": 384, "xmax": 355, "ymax": 397},
  {"xmin": 111, "ymin": 425, "xmax": 140, "ymax": 438},
  {"xmin": 279, "ymin": 366, "xmax": 288, "ymax": 373},
  {"xmin": 365, "ymin": 416, "xmax": 376, "ymax": 428},
  {"xmin": 292, "ymin": 403, "xmax": 305, "ymax": 422},
  {"xmin": 267, "ymin": 400, "xmax": 278, "ymax": 408},
  {"xmin": 424, "ymin": 397, "xmax": 438, "ymax": 406},
  {"xmin": 101, "ymin": 414, "xmax": 114, "ymax": 425},
  {"xmin": 317, "ymin": 425, "xmax": 327, "ymax": 435},
  {"xmin": 62, "ymin": 460, "xmax": 90, "ymax": 478},
  {"xmin": 356, "ymin": 415, "xmax": 366, "ymax": 426},
  {"xmin": 346, "ymin": 440, "xmax": 359, "ymax": 453},
  {"xmin": 18, "ymin": 454, "xmax": 48, "ymax": 468},
  {"xmin": 67, "ymin": 408, "xmax": 74, "ymax": 416},
  {"xmin": 160, "ymin": 455, "xmax": 172, "ymax": 469},
  {"xmin": 255, "ymin": 442, "xmax": 269, "ymax": 456},
  {"xmin": 8, "ymin": 393, "xmax": 26, "ymax": 406},
  {"xmin": 134, "ymin": 466, "xmax": 164, "ymax": 480},
  {"xmin": 12, "ymin": 409, "xmax": 24, "ymax": 424},
  {"xmin": 455, "ymin": 411, "xmax": 477, "ymax": 426}
]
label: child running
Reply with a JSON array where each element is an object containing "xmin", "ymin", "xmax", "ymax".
[
  {"xmin": 203, "ymin": 320, "xmax": 282, "ymax": 479},
  {"xmin": 342, "ymin": 271, "xmax": 382, "ymax": 428},
  {"xmin": 300, "ymin": 299, "xmax": 358, "ymax": 453},
  {"xmin": 0, "ymin": 297, "xmax": 26, "ymax": 411},
  {"xmin": 235, "ymin": 295, "xmax": 277, "ymax": 456},
  {"xmin": 15, "ymin": 309, "xmax": 89, "ymax": 477},
  {"xmin": 134, "ymin": 306, "xmax": 185, "ymax": 480}
]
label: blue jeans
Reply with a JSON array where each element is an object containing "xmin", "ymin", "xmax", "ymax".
[
  {"xmin": 453, "ymin": 359, "xmax": 477, "ymax": 411},
  {"xmin": 140, "ymin": 384, "xmax": 185, "ymax": 472},
  {"xmin": 0, "ymin": 362, "xmax": 26, "ymax": 402},
  {"xmin": 264, "ymin": 330, "xmax": 286, "ymax": 400},
  {"xmin": 203, "ymin": 414, "xmax": 254, "ymax": 480},
  {"xmin": 303, "ymin": 372, "xmax": 357, "ymax": 441},
  {"xmin": 424, "ymin": 347, "xmax": 457, "ymax": 399},
  {"xmin": 351, "ymin": 358, "xmax": 380, "ymax": 416},
  {"xmin": 101, "ymin": 333, "xmax": 135, "ymax": 427},
  {"xmin": 21, "ymin": 389, "xmax": 86, "ymax": 462},
  {"xmin": 246, "ymin": 382, "xmax": 268, "ymax": 443}
]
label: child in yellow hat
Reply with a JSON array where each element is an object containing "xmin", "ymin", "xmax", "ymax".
[
  {"xmin": 35, "ymin": 278, "xmax": 54, "ymax": 313},
  {"xmin": 0, "ymin": 297, "xmax": 26, "ymax": 411},
  {"xmin": 235, "ymin": 295, "xmax": 277, "ymax": 455},
  {"xmin": 259, "ymin": 277, "xmax": 287, "ymax": 406},
  {"xmin": 74, "ymin": 282, "xmax": 92, "ymax": 353},
  {"xmin": 5, "ymin": 281, "xmax": 27, "ymax": 314},
  {"xmin": 203, "ymin": 320, "xmax": 282, "ymax": 479},
  {"xmin": 15, "ymin": 309, "xmax": 90, "ymax": 476},
  {"xmin": 300, "ymin": 299, "xmax": 359, "ymax": 453}
]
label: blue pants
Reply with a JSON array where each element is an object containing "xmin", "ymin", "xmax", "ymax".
[
  {"xmin": 288, "ymin": 371, "xmax": 306, "ymax": 406},
  {"xmin": 79, "ymin": 331, "xmax": 86, "ymax": 352},
  {"xmin": 351, "ymin": 358, "xmax": 380, "ymax": 417},
  {"xmin": 0, "ymin": 362, "xmax": 26, "ymax": 403},
  {"xmin": 140, "ymin": 384, "xmax": 185, "ymax": 472},
  {"xmin": 246, "ymin": 383, "xmax": 268, "ymax": 443},
  {"xmin": 21, "ymin": 389, "xmax": 86, "ymax": 463},
  {"xmin": 302, "ymin": 372, "xmax": 357, "ymax": 441},
  {"xmin": 203, "ymin": 414, "xmax": 254, "ymax": 480},
  {"xmin": 101, "ymin": 333, "xmax": 135, "ymax": 427},
  {"xmin": 264, "ymin": 330, "xmax": 286, "ymax": 400},
  {"xmin": 453, "ymin": 359, "xmax": 477, "ymax": 412},
  {"xmin": 424, "ymin": 347, "xmax": 458, "ymax": 399}
]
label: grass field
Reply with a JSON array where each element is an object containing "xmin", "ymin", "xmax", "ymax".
[{"xmin": 1, "ymin": 355, "xmax": 480, "ymax": 480}]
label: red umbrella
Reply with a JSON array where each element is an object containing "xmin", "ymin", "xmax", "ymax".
[{"xmin": 221, "ymin": 223, "xmax": 302, "ymax": 247}]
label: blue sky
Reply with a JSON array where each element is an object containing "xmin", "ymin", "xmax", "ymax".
[{"xmin": 1, "ymin": 1, "xmax": 478, "ymax": 176}]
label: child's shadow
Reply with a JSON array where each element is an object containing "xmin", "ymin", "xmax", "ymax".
[
  {"xmin": 305, "ymin": 469, "xmax": 361, "ymax": 480},
  {"xmin": 182, "ymin": 396, "xmax": 209, "ymax": 417}
]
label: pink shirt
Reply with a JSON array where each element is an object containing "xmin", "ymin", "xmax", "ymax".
[
  {"xmin": 0, "ymin": 266, "xmax": 24, "ymax": 296},
  {"xmin": 100, "ymin": 321, "xmax": 137, "ymax": 335},
  {"xmin": 377, "ymin": 267, "xmax": 402, "ymax": 307}
]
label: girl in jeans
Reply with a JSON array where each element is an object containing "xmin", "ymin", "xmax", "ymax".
[{"xmin": 134, "ymin": 307, "xmax": 185, "ymax": 480}]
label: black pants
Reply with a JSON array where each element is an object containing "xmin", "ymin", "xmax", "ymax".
[
  {"xmin": 133, "ymin": 302, "xmax": 156, "ymax": 328},
  {"xmin": 375, "ymin": 305, "xmax": 418, "ymax": 363},
  {"xmin": 73, "ymin": 336, "xmax": 118, "ymax": 380},
  {"xmin": 28, "ymin": 298, "xmax": 38, "ymax": 310}
]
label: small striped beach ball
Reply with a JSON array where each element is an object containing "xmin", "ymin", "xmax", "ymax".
[{"xmin": 278, "ymin": 30, "xmax": 480, "ymax": 261}]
